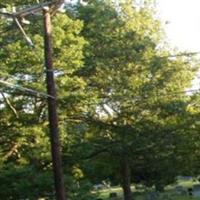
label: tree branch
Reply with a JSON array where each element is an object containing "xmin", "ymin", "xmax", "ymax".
[
  {"xmin": 0, "ymin": 92, "xmax": 19, "ymax": 118},
  {"xmin": 3, "ymin": 143, "xmax": 19, "ymax": 160}
]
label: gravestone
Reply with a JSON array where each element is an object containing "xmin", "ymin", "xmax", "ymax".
[
  {"xmin": 193, "ymin": 184, "xmax": 200, "ymax": 197},
  {"xmin": 177, "ymin": 176, "xmax": 193, "ymax": 181},
  {"xmin": 175, "ymin": 186, "xmax": 187, "ymax": 195},
  {"xmin": 93, "ymin": 184, "xmax": 105, "ymax": 190},
  {"xmin": 145, "ymin": 191, "xmax": 159, "ymax": 200},
  {"xmin": 193, "ymin": 184, "xmax": 200, "ymax": 190},
  {"xmin": 158, "ymin": 193, "xmax": 174, "ymax": 200}
]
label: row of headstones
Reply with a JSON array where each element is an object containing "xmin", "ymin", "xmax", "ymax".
[
  {"xmin": 96, "ymin": 191, "xmax": 164, "ymax": 200},
  {"xmin": 175, "ymin": 184, "xmax": 200, "ymax": 197},
  {"xmin": 96, "ymin": 190, "xmax": 187, "ymax": 200},
  {"xmin": 145, "ymin": 184, "xmax": 200, "ymax": 200},
  {"xmin": 96, "ymin": 184, "xmax": 200, "ymax": 200},
  {"xmin": 96, "ymin": 191, "xmax": 166, "ymax": 200}
]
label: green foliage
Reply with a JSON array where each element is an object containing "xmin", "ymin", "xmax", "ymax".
[
  {"xmin": 1, "ymin": 0, "xmax": 200, "ymax": 199},
  {"xmin": 0, "ymin": 6, "xmax": 89, "ymax": 199},
  {"xmin": 67, "ymin": 176, "xmax": 97, "ymax": 200},
  {"xmin": 0, "ymin": 164, "xmax": 54, "ymax": 199},
  {"xmin": 75, "ymin": 0, "xmax": 200, "ymax": 194}
]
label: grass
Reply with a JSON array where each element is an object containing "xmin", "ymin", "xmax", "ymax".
[
  {"xmin": 97, "ymin": 179, "xmax": 200, "ymax": 200},
  {"xmin": 97, "ymin": 188, "xmax": 122, "ymax": 200},
  {"xmin": 99, "ymin": 192, "xmax": 200, "ymax": 200}
]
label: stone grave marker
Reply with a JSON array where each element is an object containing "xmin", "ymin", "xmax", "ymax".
[
  {"xmin": 145, "ymin": 191, "xmax": 159, "ymax": 200},
  {"xmin": 175, "ymin": 185, "xmax": 187, "ymax": 195},
  {"xmin": 193, "ymin": 184, "xmax": 200, "ymax": 197}
]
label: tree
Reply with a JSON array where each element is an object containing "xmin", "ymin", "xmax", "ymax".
[
  {"xmin": 0, "ymin": 3, "xmax": 88, "ymax": 198},
  {"xmin": 75, "ymin": 0, "xmax": 199, "ymax": 199},
  {"xmin": 1, "ymin": 1, "xmax": 200, "ymax": 200}
]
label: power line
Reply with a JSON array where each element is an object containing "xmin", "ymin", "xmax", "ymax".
[
  {"xmin": 0, "ymin": 79, "xmax": 54, "ymax": 99},
  {"xmin": 1, "ymin": 66, "xmax": 200, "ymax": 101},
  {"xmin": 14, "ymin": 18, "xmax": 34, "ymax": 47},
  {"xmin": 58, "ymin": 90, "xmax": 200, "ymax": 109},
  {"xmin": 157, "ymin": 51, "xmax": 200, "ymax": 59},
  {"xmin": 0, "ymin": 1, "xmax": 54, "ymax": 18}
]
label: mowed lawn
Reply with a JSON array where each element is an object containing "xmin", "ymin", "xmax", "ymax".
[{"xmin": 97, "ymin": 179, "xmax": 200, "ymax": 200}]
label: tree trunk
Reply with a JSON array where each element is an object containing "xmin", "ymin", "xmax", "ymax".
[{"xmin": 120, "ymin": 158, "xmax": 133, "ymax": 200}]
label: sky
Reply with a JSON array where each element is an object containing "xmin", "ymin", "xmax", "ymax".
[
  {"xmin": 157, "ymin": 0, "xmax": 200, "ymax": 52},
  {"xmin": 157, "ymin": 0, "xmax": 200, "ymax": 90},
  {"xmin": 67, "ymin": 0, "xmax": 200, "ymax": 52}
]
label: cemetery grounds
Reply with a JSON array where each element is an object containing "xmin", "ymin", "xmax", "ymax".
[{"xmin": 96, "ymin": 178, "xmax": 200, "ymax": 200}]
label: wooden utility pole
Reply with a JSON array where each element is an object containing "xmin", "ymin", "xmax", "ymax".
[
  {"xmin": 1, "ymin": 2, "xmax": 67, "ymax": 199},
  {"xmin": 43, "ymin": 7, "xmax": 66, "ymax": 200}
]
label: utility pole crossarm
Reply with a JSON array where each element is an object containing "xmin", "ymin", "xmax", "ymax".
[
  {"xmin": 0, "ymin": 11, "xmax": 12, "ymax": 17},
  {"xmin": 11, "ymin": 1, "xmax": 54, "ymax": 17},
  {"xmin": 0, "ymin": 1, "xmax": 63, "ymax": 18},
  {"xmin": 51, "ymin": 0, "xmax": 64, "ymax": 14}
]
